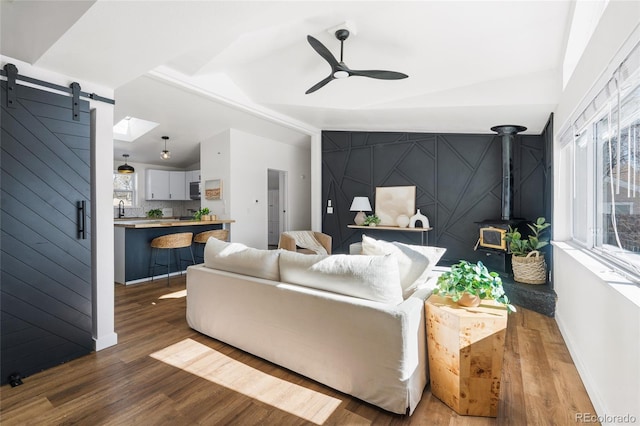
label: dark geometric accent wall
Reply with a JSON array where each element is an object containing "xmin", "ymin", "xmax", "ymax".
[
  {"xmin": 541, "ymin": 113, "xmax": 554, "ymax": 287},
  {"xmin": 322, "ymin": 131, "xmax": 546, "ymax": 262}
]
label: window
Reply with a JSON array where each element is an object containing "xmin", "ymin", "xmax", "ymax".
[
  {"xmin": 595, "ymin": 81, "xmax": 640, "ymax": 271},
  {"xmin": 573, "ymin": 129, "xmax": 592, "ymax": 245},
  {"xmin": 113, "ymin": 172, "xmax": 136, "ymax": 207},
  {"xmin": 567, "ymin": 40, "xmax": 640, "ymax": 281}
]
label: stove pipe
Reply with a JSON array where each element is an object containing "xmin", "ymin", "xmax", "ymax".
[{"xmin": 490, "ymin": 125, "xmax": 527, "ymax": 221}]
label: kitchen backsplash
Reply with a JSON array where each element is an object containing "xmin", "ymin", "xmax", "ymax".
[{"xmin": 114, "ymin": 200, "xmax": 201, "ymax": 218}]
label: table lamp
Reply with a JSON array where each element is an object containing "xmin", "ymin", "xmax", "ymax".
[{"xmin": 350, "ymin": 196, "xmax": 372, "ymax": 225}]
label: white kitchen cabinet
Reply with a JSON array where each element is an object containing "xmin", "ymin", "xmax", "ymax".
[
  {"xmin": 169, "ymin": 171, "xmax": 186, "ymax": 200},
  {"xmin": 146, "ymin": 169, "xmax": 170, "ymax": 200},
  {"xmin": 146, "ymin": 170, "xmax": 188, "ymax": 200}
]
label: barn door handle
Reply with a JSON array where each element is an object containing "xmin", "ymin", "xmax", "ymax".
[{"xmin": 77, "ymin": 200, "xmax": 86, "ymax": 239}]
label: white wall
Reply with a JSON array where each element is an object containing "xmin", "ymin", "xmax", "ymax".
[
  {"xmin": 553, "ymin": 1, "xmax": 640, "ymax": 422},
  {"xmin": 2, "ymin": 55, "xmax": 118, "ymax": 351},
  {"xmin": 230, "ymin": 129, "xmax": 311, "ymax": 248},
  {"xmin": 200, "ymin": 128, "xmax": 311, "ymax": 248},
  {"xmin": 556, "ymin": 1, "xmax": 640, "ymax": 128},
  {"xmin": 553, "ymin": 244, "xmax": 639, "ymax": 422},
  {"xmin": 200, "ymin": 129, "xmax": 231, "ymax": 219},
  {"xmin": 310, "ymin": 133, "xmax": 323, "ymax": 231}
]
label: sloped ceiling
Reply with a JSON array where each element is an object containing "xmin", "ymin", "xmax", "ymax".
[{"xmin": 0, "ymin": 1, "xmax": 573, "ymax": 167}]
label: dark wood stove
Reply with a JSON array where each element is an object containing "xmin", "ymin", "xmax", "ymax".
[
  {"xmin": 475, "ymin": 219, "xmax": 526, "ymax": 273},
  {"xmin": 469, "ymin": 124, "xmax": 556, "ymax": 317},
  {"xmin": 474, "ymin": 125, "xmax": 529, "ymax": 273}
]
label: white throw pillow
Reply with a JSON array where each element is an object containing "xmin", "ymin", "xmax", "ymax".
[
  {"xmin": 393, "ymin": 242, "xmax": 447, "ymax": 276},
  {"xmin": 279, "ymin": 251, "xmax": 403, "ymax": 305},
  {"xmin": 361, "ymin": 235, "xmax": 446, "ymax": 297},
  {"xmin": 204, "ymin": 237, "xmax": 281, "ymax": 281}
]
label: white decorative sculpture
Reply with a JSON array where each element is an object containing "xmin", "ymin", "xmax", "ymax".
[
  {"xmin": 409, "ymin": 209, "xmax": 430, "ymax": 228},
  {"xmin": 396, "ymin": 214, "xmax": 410, "ymax": 228}
]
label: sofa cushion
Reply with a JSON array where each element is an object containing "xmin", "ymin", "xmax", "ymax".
[
  {"xmin": 361, "ymin": 235, "xmax": 446, "ymax": 297},
  {"xmin": 279, "ymin": 251, "xmax": 403, "ymax": 305},
  {"xmin": 349, "ymin": 242, "xmax": 363, "ymax": 255},
  {"xmin": 394, "ymin": 242, "xmax": 447, "ymax": 275},
  {"xmin": 204, "ymin": 237, "xmax": 280, "ymax": 281}
]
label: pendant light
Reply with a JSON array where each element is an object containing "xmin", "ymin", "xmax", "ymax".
[
  {"xmin": 117, "ymin": 154, "xmax": 135, "ymax": 174},
  {"xmin": 160, "ymin": 136, "xmax": 171, "ymax": 160}
]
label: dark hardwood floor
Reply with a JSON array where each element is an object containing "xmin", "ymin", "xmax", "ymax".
[{"xmin": 1, "ymin": 276, "xmax": 597, "ymax": 425}]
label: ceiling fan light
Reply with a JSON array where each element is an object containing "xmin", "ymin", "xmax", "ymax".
[{"xmin": 333, "ymin": 70, "xmax": 349, "ymax": 79}]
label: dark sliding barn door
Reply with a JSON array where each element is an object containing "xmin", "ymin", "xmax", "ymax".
[{"xmin": 1, "ymin": 80, "xmax": 93, "ymax": 385}]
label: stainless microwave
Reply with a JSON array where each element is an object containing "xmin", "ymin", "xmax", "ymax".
[{"xmin": 189, "ymin": 181, "xmax": 201, "ymax": 200}]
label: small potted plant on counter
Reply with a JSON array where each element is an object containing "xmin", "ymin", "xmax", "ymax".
[
  {"xmin": 363, "ymin": 214, "xmax": 381, "ymax": 227},
  {"xmin": 147, "ymin": 208, "xmax": 163, "ymax": 219},
  {"xmin": 434, "ymin": 260, "xmax": 516, "ymax": 313},
  {"xmin": 194, "ymin": 207, "xmax": 210, "ymax": 221}
]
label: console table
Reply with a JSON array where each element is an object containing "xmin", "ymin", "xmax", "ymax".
[
  {"xmin": 425, "ymin": 294, "xmax": 508, "ymax": 417},
  {"xmin": 347, "ymin": 225, "xmax": 433, "ymax": 245}
]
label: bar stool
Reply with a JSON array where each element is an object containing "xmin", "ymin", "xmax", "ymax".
[
  {"xmin": 149, "ymin": 232, "xmax": 195, "ymax": 285},
  {"xmin": 193, "ymin": 229, "xmax": 229, "ymax": 263}
]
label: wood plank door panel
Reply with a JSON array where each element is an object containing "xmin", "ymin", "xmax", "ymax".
[{"xmin": 1, "ymin": 80, "xmax": 93, "ymax": 385}]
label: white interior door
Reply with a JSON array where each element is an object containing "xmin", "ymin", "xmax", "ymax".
[
  {"xmin": 267, "ymin": 169, "xmax": 288, "ymax": 246},
  {"xmin": 278, "ymin": 170, "xmax": 288, "ymax": 235}
]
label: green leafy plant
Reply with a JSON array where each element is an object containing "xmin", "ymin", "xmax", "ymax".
[
  {"xmin": 147, "ymin": 208, "xmax": 163, "ymax": 219},
  {"xmin": 503, "ymin": 217, "xmax": 551, "ymax": 257},
  {"xmin": 363, "ymin": 214, "xmax": 381, "ymax": 226},
  {"xmin": 193, "ymin": 207, "xmax": 210, "ymax": 221},
  {"xmin": 434, "ymin": 260, "xmax": 516, "ymax": 313}
]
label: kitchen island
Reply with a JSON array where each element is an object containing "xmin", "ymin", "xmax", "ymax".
[{"xmin": 114, "ymin": 218, "xmax": 234, "ymax": 285}]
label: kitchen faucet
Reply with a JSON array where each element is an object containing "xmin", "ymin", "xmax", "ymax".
[{"xmin": 118, "ymin": 200, "xmax": 125, "ymax": 218}]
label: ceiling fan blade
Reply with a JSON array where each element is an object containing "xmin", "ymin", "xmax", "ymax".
[
  {"xmin": 305, "ymin": 75, "xmax": 334, "ymax": 94},
  {"xmin": 307, "ymin": 35, "xmax": 339, "ymax": 69},
  {"xmin": 349, "ymin": 69, "xmax": 409, "ymax": 80}
]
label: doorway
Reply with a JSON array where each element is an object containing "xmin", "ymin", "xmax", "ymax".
[{"xmin": 267, "ymin": 169, "xmax": 288, "ymax": 248}]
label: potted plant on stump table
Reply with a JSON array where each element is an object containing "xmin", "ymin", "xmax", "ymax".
[
  {"xmin": 434, "ymin": 260, "xmax": 516, "ymax": 313},
  {"xmin": 503, "ymin": 217, "xmax": 551, "ymax": 285},
  {"xmin": 427, "ymin": 260, "xmax": 514, "ymax": 417}
]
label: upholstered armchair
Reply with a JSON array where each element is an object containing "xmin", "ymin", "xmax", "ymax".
[{"xmin": 278, "ymin": 231, "xmax": 332, "ymax": 255}]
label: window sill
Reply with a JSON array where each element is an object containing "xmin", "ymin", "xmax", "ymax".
[{"xmin": 552, "ymin": 240, "xmax": 640, "ymax": 308}]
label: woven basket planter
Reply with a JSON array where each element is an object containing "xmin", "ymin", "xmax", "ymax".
[{"xmin": 511, "ymin": 251, "xmax": 547, "ymax": 284}]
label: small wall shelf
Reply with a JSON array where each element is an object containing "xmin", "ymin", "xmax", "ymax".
[{"xmin": 347, "ymin": 225, "xmax": 433, "ymax": 245}]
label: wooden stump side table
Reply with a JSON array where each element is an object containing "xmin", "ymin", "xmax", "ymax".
[{"xmin": 425, "ymin": 294, "xmax": 508, "ymax": 417}]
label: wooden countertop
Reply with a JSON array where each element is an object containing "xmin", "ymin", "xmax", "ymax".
[{"xmin": 114, "ymin": 218, "xmax": 235, "ymax": 229}]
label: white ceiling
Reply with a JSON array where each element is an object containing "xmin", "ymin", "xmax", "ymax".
[{"xmin": 1, "ymin": 1, "xmax": 574, "ymax": 168}]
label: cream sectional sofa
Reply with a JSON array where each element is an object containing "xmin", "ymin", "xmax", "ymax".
[{"xmin": 186, "ymin": 236, "xmax": 446, "ymax": 415}]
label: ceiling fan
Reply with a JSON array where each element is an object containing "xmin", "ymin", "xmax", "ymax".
[{"xmin": 305, "ymin": 29, "xmax": 408, "ymax": 94}]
